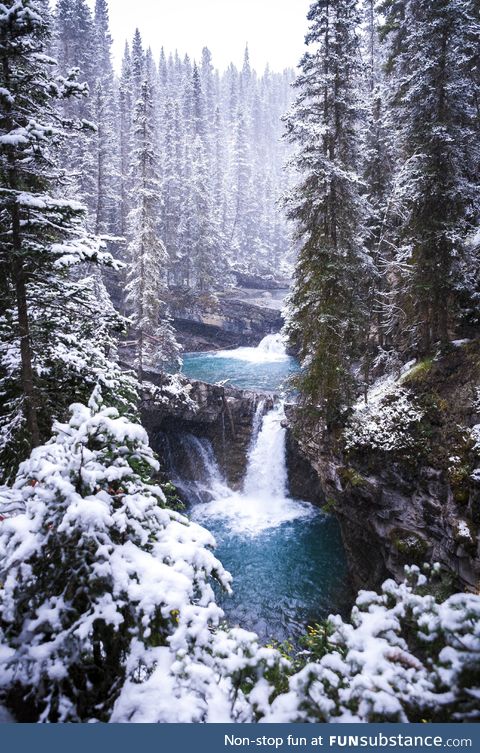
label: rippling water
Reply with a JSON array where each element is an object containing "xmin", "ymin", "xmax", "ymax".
[
  {"xmin": 181, "ymin": 334, "xmax": 300, "ymax": 391},
  {"xmin": 206, "ymin": 514, "xmax": 349, "ymax": 643}
]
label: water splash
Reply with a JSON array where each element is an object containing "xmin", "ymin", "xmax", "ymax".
[
  {"xmin": 191, "ymin": 401, "xmax": 315, "ymax": 535},
  {"xmin": 215, "ymin": 333, "xmax": 289, "ymax": 364}
]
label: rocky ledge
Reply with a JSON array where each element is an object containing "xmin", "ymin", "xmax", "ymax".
[
  {"xmin": 140, "ymin": 369, "xmax": 274, "ymax": 487},
  {"xmin": 167, "ymin": 289, "xmax": 284, "ymax": 351}
]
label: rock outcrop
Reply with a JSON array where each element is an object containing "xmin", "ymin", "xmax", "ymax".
[
  {"xmin": 232, "ymin": 271, "xmax": 290, "ymax": 290},
  {"xmin": 167, "ymin": 289, "xmax": 284, "ymax": 351},
  {"xmin": 140, "ymin": 369, "xmax": 274, "ymax": 487},
  {"xmin": 286, "ymin": 341, "xmax": 480, "ymax": 592}
]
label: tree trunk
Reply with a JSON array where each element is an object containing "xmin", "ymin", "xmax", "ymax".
[{"xmin": 11, "ymin": 205, "xmax": 40, "ymax": 448}]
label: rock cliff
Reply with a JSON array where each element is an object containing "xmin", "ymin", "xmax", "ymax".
[
  {"xmin": 286, "ymin": 340, "xmax": 480, "ymax": 592},
  {"xmin": 140, "ymin": 369, "xmax": 274, "ymax": 487},
  {"xmin": 167, "ymin": 289, "xmax": 284, "ymax": 351}
]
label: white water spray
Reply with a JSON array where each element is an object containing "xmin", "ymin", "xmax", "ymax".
[
  {"xmin": 215, "ymin": 333, "xmax": 289, "ymax": 364},
  {"xmin": 243, "ymin": 402, "xmax": 288, "ymax": 499},
  {"xmin": 191, "ymin": 400, "xmax": 315, "ymax": 535}
]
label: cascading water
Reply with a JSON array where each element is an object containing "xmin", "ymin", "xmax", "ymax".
[
  {"xmin": 243, "ymin": 401, "xmax": 288, "ymax": 498},
  {"xmin": 192, "ymin": 400, "xmax": 314, "ymax": 535},
  {"xmin": 164, "ymin": 401, "xmax": 349, "ymax": 642},
  {"xmin": 216, "ymin": 333, "xmax": 290, "ymax": 363},
  {"xmin": 181, "ymin": 333, "xmax": 299, "ymax": 391}
]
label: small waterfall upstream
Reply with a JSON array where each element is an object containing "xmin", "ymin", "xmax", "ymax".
[
  {"xmin": 181, "ymin": 333, "xmax": 299, "ymax": 392},
  {"xmin": 215, "ymin": 333, "xmax": 290, "ymax": 364}
]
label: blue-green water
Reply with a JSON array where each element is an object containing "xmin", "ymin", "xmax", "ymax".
[
  {"xmin": 203, "ymin": 512, "xmax": 350, "ymax": 643},
  {"xmin": 181, "ymin": 334, "xmax": 300, "ymax": 392},
  {"xmin": 171, "ymin": 336, "xmax": 350, "ymax": 642}
]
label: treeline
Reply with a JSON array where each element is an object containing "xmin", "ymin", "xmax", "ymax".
[
  {"xmin": 287, "ymin": 0, "xmax": 480, "ymax": 423},
  {"xmin": 54, "ymin": 0, "xmax": 295, "ymax": 289}
]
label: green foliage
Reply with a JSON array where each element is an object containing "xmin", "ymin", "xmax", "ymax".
[
  {"xmin": 284, "ymin": 0, "xmax": 372, "ymax": 425},
  {"xmin": 391, "ymin": 529, "xmax": 429, "ymax": 563},
  {"xmin": 160, "ymin": 481, "xmax": 184, "ymax": 511},
  {"xmin": 401, "ymin": 358, "xmax": 434, "ymax": 386},
  {"xmin": 339, "ymin": 467, "xmax": 366, "ymax": 488},
  {"xmin": 322, "ymin": 497, "xmax": 337, "ymax": 514}
]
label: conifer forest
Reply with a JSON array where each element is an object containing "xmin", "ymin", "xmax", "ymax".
[{"xmin": 0, "ymin": 0, "xmax": 480, "ymax": 724}]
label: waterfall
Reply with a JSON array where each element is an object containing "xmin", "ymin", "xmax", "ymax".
[
  {"xmin": 243, "ymin": 401, "xmax": 288, "ymax": 499},
  {"xmin": 249, "ymin": 398, "xmax": 266, "ymax": 448},
  {"xmin": 188, "ymin": 400, "xmax": 314, "ymax": 535},
  {"xmin": 158, "ymin": 432, "xmax": 229, "ymax": 504},
  {"xmin": 215, "ymin": 333, "xmax": 289, "ymax": 364}
]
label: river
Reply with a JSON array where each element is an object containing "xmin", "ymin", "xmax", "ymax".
[{"xmin": 169, "ymin": 335, "xmax": 350, "ymax": 643}]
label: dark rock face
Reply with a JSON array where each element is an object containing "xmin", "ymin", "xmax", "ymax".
[
  {"xmin": 285, "ymin": 427, "xmax": 324, "ymax": 506},
  {"xmin": 167, "ymin": 290, "xmax": 284, "ymax": 352},
  {"xmin": 286, "ymin": 342, "xmax": 480, "ymax": 592},
  {"xmin": 232, "ymin": 271, "xmax": 290, "ymax": 290},
  {"xmin": 140, "ymin": 370, "xmax": 274, "ymax": 488}
]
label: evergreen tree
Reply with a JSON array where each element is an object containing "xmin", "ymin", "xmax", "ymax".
[
  {"xmin": 92, "ymin": 0, "xmax": 118, "ymax": 235},
  {"xmin": 126, "ymin": 77, "xmax": 180, "ymax": 377},
  {"xmin": 118, "ymin": 42, "xmax": 133, "ymax": 239},
  {"xmin": 0, "ymin": 0, "xmax": 116, "ymax": 467},
  {"xmin": 159, "ymin": 99, "xmax": 184, "ymax": 284},
  {"xmin": 53, "ymin": 0, "xmax": 97, "ymax": 216},
  {"xmin": 285, "ymin": 0, "xmax": 372, "ymax": 423},
  {"xmin": 0, "ymin": 387, "xmax": 230, "ymax": 721},
  {"xmin": 381, "ymin": 0, "xmax": 480, "ymax": 354}
]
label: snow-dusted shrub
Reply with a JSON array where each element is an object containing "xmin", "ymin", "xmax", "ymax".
[
  {"xmin": 344, "ymin": 382, "xmax": 424, "ymax": 453},
  {"xmin": 0, "ymin": 387, "xmax": 284, "ymax": 722},
  {"xmin": 262, "ymin": 566, "xmax": 480, "ymax": 723}
]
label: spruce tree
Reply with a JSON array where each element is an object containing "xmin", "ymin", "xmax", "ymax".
[
  {"xmin": 285, "ymin": 0, "xmax": 372, "ymax": 424},
  {"xmin": 92, "ymin": 0, "xmax": 118, "ymax": 235},
  {"xmin": 381, "ymin": 0, "xmax": 480, "ymax": 354},
  {"xmin": 0, "ymin": 0, "xmax": 117, "ymax": 467},
  {"xmin": 126, "ymin": 76, "xmax": 180, "ymax": 377},
  {"xmin": 0, "ymin": 387, "xmax": 230, "ymax": 721}
]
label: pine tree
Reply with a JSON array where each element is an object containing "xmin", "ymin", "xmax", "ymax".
[
  {"xmin": 285, "ymin": 0, "xmax": 372, "ymax": 424},
  {"xmin": 0, "ymin": 387, "xmax": 230, "ymax": 721},
  {"xmin": 118, "ymin": 42, "xmax": 133, "ymax": 239},
  {"xmin": 92, "ymin": 0, "xmax": 118, "ymax": 235},
  {"xmin": 230, "ymin": 109, "xmax": 257, "ymax": 270},
  {"xmin": 381, "ymin": 0, "xmax": 480, "ymax": 354},
  {"xmin": 0, "ymin": 0, "xmax": 115, "ymax": 463},
  {"xmin": 126, "ymin": 76, "xmax": 180, "ymax": 377},
  {"xmin": 159, "ymin": 99, "xmax": 184, "ymax": 285},
  {"xmin": 53, "ymin": 0, "xmax": 97, "ymax": 216}
]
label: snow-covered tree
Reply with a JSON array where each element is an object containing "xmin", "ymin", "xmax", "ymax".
[
  {"xmin": 92, "ymin": 0, "xmax": 118, "ymax": 236},
  {"xmin": 53, "ymin": 0, "xmax": 97, "ymax": 215},
  {"xmin": 0, "ymin": 388, "xmax": 226, "ymax": 720},
  {"xmin": 0, "ymin": 0, "xmax": 117, "ymax": 465},
  {"xmin": 380, "ymin": 0, "xmax": 480, "ymax": 354},
  {"xmin": 285, "ymin": 0, "xmax": 372, "ymax": 423},
  {"xmin": 126, "ymin": 76, "xmax": 180, "ymax": 376}
]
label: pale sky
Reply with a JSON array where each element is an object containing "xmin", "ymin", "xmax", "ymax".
[{"xmin": 86, "ymin": 0, "xmax": 311, "ymax": 73}]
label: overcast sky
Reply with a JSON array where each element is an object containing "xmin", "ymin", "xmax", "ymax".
[{"xmin": 85, "ymin": 0, "xmax": 311, "ymax": 73}]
